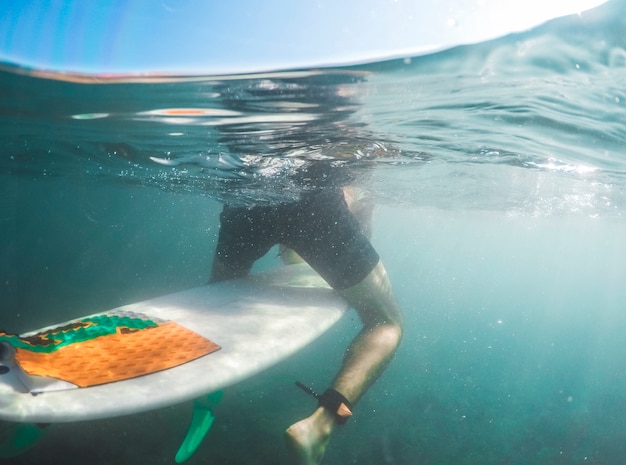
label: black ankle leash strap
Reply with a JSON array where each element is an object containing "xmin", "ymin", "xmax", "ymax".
[{"xmin": 295, "ymin": 381, "xmax": 353, "ymax": 424}]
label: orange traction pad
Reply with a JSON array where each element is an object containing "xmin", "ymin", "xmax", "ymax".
[{"xmin": 15, "ymin": 321, "xmax": 220, "ymax": 388}]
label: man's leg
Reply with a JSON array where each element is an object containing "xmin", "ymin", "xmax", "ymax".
[
  {"xmin": 209, "ymin": 255, "xmax": 250, "ymax": 282},
  {"xmin": 285, "ymin": 260, "xmax": 403, "ymax": 465},
  {"xmin": 209, "ymin": 205, "xmax": 275, "ymax": 283}
]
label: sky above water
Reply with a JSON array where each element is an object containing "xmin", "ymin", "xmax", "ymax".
[{"xmin": 0, "ymin": 0, "xmax": 608, "ymax": 75}]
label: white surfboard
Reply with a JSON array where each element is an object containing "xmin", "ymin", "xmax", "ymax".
[{"xmin": 0, "ymin": 263, "xmax": 348, "ymax": 424}]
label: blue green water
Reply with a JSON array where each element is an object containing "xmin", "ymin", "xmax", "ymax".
[{"xmin": 2, "ymin": 1, "xmax": 626, "ymax": 464}]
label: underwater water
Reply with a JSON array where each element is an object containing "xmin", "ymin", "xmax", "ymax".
[{"xmin": 2, "ymin": 1, "xmax": 626, "ymax": 464}]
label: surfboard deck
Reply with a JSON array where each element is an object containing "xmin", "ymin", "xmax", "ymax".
[{"xmin": 0, "ymin": 263, "xmax": 348, "ymax": 423}]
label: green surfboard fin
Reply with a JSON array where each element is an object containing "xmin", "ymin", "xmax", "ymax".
[
  {"xmin": 0, "ymin": 422, "xmax": 47, "ymax": 459},
  {"xmin": 175, "ymin": 391, "xmax": 224, "ymax": 463}
]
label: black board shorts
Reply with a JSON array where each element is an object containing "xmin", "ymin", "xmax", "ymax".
[{"xmin": 214, "ymin": 189, "xmax": 380, "ymax": 290}]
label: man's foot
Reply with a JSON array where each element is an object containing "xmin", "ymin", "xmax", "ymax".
[{"xmin": 285, "ymin": 407, "xmax": 335, "ymax": 465}]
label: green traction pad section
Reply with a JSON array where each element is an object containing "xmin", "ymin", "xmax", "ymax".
[{"xmin": 0, "ymin": 311, "xmax": 163, "ymax": 353}]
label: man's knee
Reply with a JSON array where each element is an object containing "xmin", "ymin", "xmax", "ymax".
[{"xmin": 339, "ymin": 260, "xmax": 403, "ymax": 328}]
